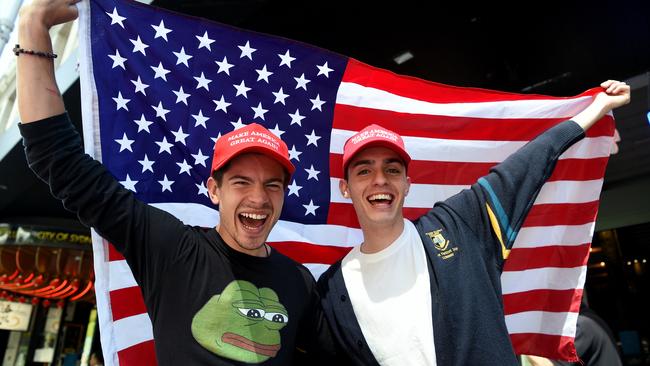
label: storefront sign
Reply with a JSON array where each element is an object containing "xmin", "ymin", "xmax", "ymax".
[{"xmin": 0, "ymin": 224, "xmax": 91, "ymax": 247}]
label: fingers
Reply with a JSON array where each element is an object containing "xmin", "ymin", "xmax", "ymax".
[
  {"xmin": 603, "ymin": 80, "xmax": 628, "ymax": 94},
  {"xmin": 601, "ymin": 80, "xmax": 616, "ymax": 89},
  {"xmin": 611, "ymin": 83, "xmax": 630, "ymax": 96}
]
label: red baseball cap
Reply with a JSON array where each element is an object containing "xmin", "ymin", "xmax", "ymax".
[
  {"xmin": 342, "ymin": 124, "xmax": 411, "ymax": 173},
  {"xmin": 211, "ymin": 123, "xmax": 295, "ymax": 175}
]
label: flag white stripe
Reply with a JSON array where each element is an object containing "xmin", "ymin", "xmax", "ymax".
[
  {"xmin": 514, "ymin": 223, "xmax": 596, "ymax": 248},
  {"xmin": 501, "ymin": 266, "xmax": 587, "ymax": 294},
  {"xmin": 329, "ymin": 178, "xmax": 604, "ymax": 207},
  {"xmin": 505, "ymin": 311, "xmax": 579, "ymax": 337},
  {"xmin": 147, "ymin": 203, "xmax": 594, "ymax": 251},
  {"xmin": 536, "ymin": 179, "xmax": 604, "ymax": 204},
  {"xmin": 337, "ymin": 82, "xmax": 594, "ymax": 119},
  {"xmin": 108, "ymin": 260, "xmax": 138, "ymax": 292},
  {"xmin": 113, "ymin": 313, "xmax": 154, "ymax": 352},
  {"xmin": 304, "ymin": 263, "xmax": 330, "ymax": 279},
  {"xmin": 330, "ymin": 129, "xmax": 612, "ymax": 162}
]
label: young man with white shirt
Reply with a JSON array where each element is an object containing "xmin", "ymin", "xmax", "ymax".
[{"xmin": 317, "ymin": 81, "xmax": 630, "ymax": 366}]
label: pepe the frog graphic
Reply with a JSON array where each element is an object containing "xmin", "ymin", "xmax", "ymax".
[{"xmin": 192, "ymin": 280, "xmax": 289, "ymax": 363}]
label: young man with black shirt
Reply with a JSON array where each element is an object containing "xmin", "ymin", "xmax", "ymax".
[{"xmin": 16, "ymin": 0, "xmax": 332, "ymax": 364}]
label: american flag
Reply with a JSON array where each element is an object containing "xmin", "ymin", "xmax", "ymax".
[{"xmin": 77, "ymin": 0, "xmax": 614, "ymax": 364}]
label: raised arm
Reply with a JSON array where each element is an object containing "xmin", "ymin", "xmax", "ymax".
[
  {"xmin": 17, "ymin": 0, "xmax": 80, "ymax": 123},
  {"xmin": 572, "ymin": 80, "xmax": 630, "ymax": 131},
  {"xmin": 428, "ymin": 80, "xmax": 630, "ymax": 266}
]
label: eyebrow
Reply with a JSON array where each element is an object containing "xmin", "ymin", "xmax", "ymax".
[
  {"xmin": 228, "ymin": 175, "xmax": 284, "ymax": 184},
  {"xmin": 351, "ymin": 158, "xmax": 404, "ymax": 168}
]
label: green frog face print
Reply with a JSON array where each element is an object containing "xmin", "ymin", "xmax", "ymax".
[{"xmin": 191, "ymin": 280, "xmax": 289, "ymax": 363}]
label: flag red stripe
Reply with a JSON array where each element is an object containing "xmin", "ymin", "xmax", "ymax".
[
  {"xmin": 343, "ymin": 58, "xmax": 599, "ymax": 105},
  {"xmin": 503, "ymin": 289, "xmax": 583, "ymax": 314},
  {"xmin": 117, "ymin": 340, "xmax": 158, "ymax": 366},
  {"xmin": 522, "ymin": 201, "xmax": 599, "ymax": 227},
  {"xmin": 110, "ymin": 286, "xmax": 147, "ymax": 321},
  {"xmin": 331, "ymin": 103, "xmax": 613, "ymax": 139},
  {"xmin": 270, "ymin": 241, "xmax": 352, "ymax": 264},
  {"xmin": 327, "ymin": 201, "xmax": 598, "ymax": 229},
  {"xmin": 329, "ymin": 154, "xmax": 609, "ymax": 184},
  {"xmin": 109, "ymin": 243, "xmax": 125, "ymax": 261},
  {"xmin": 510, "ymin": 333, "xmax": 579, "ymax": 362},
  {"xmin": 503, "ymin": 244, "xmax": 590, "ymax": 271}
]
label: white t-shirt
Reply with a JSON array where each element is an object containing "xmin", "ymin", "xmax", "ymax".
[{"xmin": 341, "ymin": 219, "xmax": 436, "ymax": 365}]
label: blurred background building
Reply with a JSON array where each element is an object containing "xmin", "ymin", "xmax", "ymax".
[{"xmin": 0, "ymin": 0, "xmax": 648, "ymax": 365}]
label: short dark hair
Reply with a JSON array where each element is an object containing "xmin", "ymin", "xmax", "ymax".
[{"xmin": 212, "ymin": 155, "xmax": 291, "ymax": 188}]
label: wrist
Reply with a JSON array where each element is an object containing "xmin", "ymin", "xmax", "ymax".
[
  {"xmin": 18, "ymin": 7, "xmax": 50, "ymax": 37},
  {"xmin": 17, "ymin": 15, "xmax": 52, "ymax": 52}
]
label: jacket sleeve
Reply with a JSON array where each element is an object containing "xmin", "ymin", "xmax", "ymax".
[
  {"xmin": 433, "ymin": 120, "xmax": 585, "ymax": 264},
  {"xmin": 19, "ymin": 113, "xmax": 188, "ymax": 288}
]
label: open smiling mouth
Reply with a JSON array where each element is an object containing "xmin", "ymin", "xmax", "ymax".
[
  {"xmin": 367, "ymin": 193, "xmax": 394, "ymax": 206},
  {"xmin": 222, "ymin": 332, "xmax": 281, "ymax": 357},
  {"xmin": 238, "ymin": 212, "xmax": 268, "ymax": 231}
]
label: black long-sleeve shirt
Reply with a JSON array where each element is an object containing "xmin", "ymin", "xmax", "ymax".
[{"xmin": 20, "ymin": 113, "xmax": 332, "ymax": 365}]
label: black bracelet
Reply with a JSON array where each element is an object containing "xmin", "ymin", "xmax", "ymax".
[{"xmin": 13, "ymin": 44, "xmax": 57, "ymax": 59}]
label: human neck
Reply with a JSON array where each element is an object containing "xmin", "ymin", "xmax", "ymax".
[{"xmin": 359, "ymin": 217, "xmax": 405, "ymax": 254}]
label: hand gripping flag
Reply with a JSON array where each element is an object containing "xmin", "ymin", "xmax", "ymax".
[{"xmin": 77, "ymin": 0, "xmax": 614, "ymax": 364}]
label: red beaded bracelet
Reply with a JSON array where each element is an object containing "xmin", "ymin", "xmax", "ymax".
[{"xmin": 12, "ymin": 44, "xmax": 57, "ymax": 59}]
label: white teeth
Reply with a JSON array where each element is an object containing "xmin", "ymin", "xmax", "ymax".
[
  {"xmin": 240, "ymin": 213, "xmax": 267, "ymax": 220},
  {"xmin": 368, "ymin": 194, "xmax": 393, "ymax": 201}
]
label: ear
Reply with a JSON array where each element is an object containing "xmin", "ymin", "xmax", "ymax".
[
  {"xmin": 405, "ymin": 176, "xmax": 411, "ymax": 196},
  {"xmin": 339, "ymin": 179, "xmax": 350, "ymax": 199},
  {"xmin": 206, "ymin": 177, "xmax": 221, "ymax": 205}
]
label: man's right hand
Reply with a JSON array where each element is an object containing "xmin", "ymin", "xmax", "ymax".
[{"xmin": 19, "ymin": 0, "xmax": 81, "ymax": 30}]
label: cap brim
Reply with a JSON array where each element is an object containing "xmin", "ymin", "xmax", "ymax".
[
  {"xmin": 343, "ymin": 140, "xmax": 411, "ymax": 173},
  {"xmin": 213, "ymin": 145, "xmax": 295, "ymax": 175}
]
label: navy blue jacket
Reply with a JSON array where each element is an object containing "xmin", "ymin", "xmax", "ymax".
[{"xmin": 317, "ymin": 121, "xmax": 586, "ymax": 365}]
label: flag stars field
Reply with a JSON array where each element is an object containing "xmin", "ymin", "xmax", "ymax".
[{"xmin": 96, "ymin": 2, "xmax": 339, "ymax": 230}]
